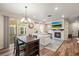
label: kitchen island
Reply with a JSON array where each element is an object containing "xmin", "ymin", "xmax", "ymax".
[{"xmin": 17, "ymin": 35, "xmax": 39, "ymax": 56}]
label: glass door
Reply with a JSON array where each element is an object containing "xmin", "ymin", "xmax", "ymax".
[{"xmin": 9, "ymin": 19, "xmax": 17, "ymax": 44}]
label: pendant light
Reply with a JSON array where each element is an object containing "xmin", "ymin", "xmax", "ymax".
[
  {"xmin": 20, "ymin": 6, "xmax": 27, "ymax": 23},
  {"xmin": 25, "ymin": 6, "xmax": 27, "ymax": 22},
  {"xmin": 24, "ymin": 6, "xmax": 31, "ymax": 23}
]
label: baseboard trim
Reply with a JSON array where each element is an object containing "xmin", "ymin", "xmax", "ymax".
[
  {"xmin": 0, "ymin": 48, "xmax": 10, "ymax": 54},
  {"xmin": 0, "ymin": 48, "xmax": 5, "ymax": 50}
]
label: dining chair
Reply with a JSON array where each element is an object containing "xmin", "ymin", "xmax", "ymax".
[{"xmin": 13, "ymin": 37, "xmax": 25, "ymax": 56}]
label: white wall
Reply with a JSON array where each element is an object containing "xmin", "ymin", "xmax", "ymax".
[
  {"xmin": 64, "ymin": 20, "xmax": 69, "ymax": 40},
  {"xmin": 70, "ymin": 21, "xmax": 79, "ymax": 37},
  {"xmin": 0, "ymin": 15, "xmax": 4, "ymax": 49}
]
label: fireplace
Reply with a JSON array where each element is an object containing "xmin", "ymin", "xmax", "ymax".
[
  {"xmin": 52, "ymin": 30, "xmax": 64, "ymax": 40},
  {"xmin": 54, "ymin": 32, "xmax": 61, "ymax": 38}
]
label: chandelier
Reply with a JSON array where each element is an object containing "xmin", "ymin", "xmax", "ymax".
[
  {"xmin": 21, "ymin": 6, "xmax": 31, "ymax": 23},
  {"xmin": 20, "ymin": 5, "xmax": 34, "ymax": 29}
]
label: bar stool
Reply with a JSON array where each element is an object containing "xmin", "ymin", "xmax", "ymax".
[{"xmin": 14, "ymin": 37, "xmax": 25, "ymax": 56}]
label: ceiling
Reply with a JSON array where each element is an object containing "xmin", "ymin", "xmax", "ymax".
[{"xmin": 0, "ymin": 3, "xmax": 79, "ymax": 22}]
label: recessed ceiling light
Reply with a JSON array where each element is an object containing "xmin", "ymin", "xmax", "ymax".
[
  {"xmin": 61, "ymin": 15, "xmax": 65, "ymax": 18},
  {"xmin": 42, "ymin": 19, "xmax": 46, "ymax": 21},
  {"xmin": 33, "ymin": 16, "xmax": 36, "ymax": 18},
  {"xmin": 54, "ymin": 7, "xmax": 58, "ymax": 10}
]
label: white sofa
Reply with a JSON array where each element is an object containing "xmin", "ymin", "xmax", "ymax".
[{"xmin": 38, "ymin": 34, "xmax": 52, "ymax": 46}]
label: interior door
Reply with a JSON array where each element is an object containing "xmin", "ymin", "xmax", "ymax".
[{"xmin": 78, "ymin": 30, "xmax": 79, "ymax": 38}]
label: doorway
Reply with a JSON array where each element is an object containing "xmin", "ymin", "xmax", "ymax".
[
  {"xmin": 78, "ymin": 30, "xmax": 79, "ymax": 38},
  {"xmin": 9, "ymin": 18, "xmax": 17, "ymax": 45}
]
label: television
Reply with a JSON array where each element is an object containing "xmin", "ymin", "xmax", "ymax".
[{"xmin": 51, "ymin": 21, "xmax": 62, "ymax": 28}]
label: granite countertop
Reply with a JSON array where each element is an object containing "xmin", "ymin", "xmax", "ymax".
[{"xmin": 17, "ymin": 35, "xmax": 38, "ymax": 43}]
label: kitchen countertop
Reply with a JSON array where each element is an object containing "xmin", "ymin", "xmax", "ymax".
[{"xmin": 17, "ymin": 35, "xmax": 38, "ymax": 43}]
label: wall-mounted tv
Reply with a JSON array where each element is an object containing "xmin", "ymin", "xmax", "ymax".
[{"xmin": 51, "ymin": 21, "xmax": 62, "ymax": 28}]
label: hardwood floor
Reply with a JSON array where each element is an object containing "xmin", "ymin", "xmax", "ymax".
[
  {"xmin": 0, "ymin": 38, "xmax": 79, "ymax": 56},
  {"xmin": 0, "ymin": 46, "xmax": 54, "ymax": 56},
  {"xmin": 0, "ymin": 47, "xmax": 14, "ymax": 56},
  {"xmin": 54, "ymin": 38, "xmax": 79, "ymax": 56},
  {"xmin": 0, "ymin": 44, "xmax": 15, "ymax": 56},
  {"xmin": 40, "ymin": 38, "xmax": 79, "ymax": 56},
  {"xmin": 40, "ymin": 48, "xmax": 55, "ymax": 56},
  {"xmin": 0, "ymin": 45, "xmax": 24, "ymax": 56}
]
